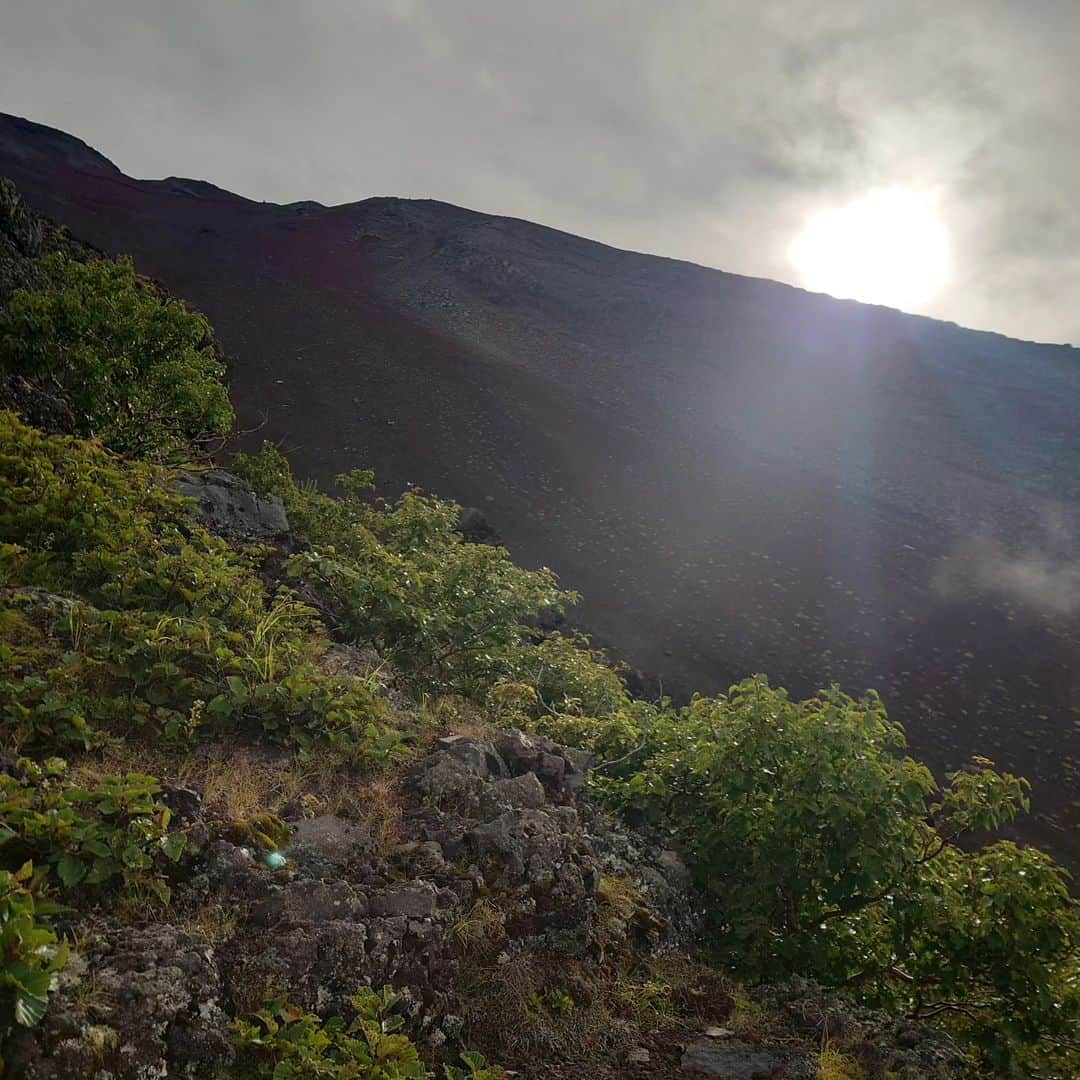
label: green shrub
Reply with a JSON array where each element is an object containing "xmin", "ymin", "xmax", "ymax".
[
  {"xmin": 0, "ymin": 411, "xmax": 263, "ymax": 625},
  {"xmin": 0, "ymin": 757, "xmax": 186, "ymax": 904},
  {"xmin": 0, "ymin": 861, "xmax": 68, "ymax": 1029},
  {"xmin": 0, "ymin": 254, "xmax": 233, "ymax": 457},
  {"xmin": 233, "ymin": 442, "xmax": 373, "ymax": 558},
  {"xmin": 0, "ymin": 599, "xmax": 101, "ymax": 752},
  {"xmin": 554, "ymin": 676, "xmax": 1079, "ymax": 1076},
  {"xmin": 235, "ymin": 443, "xmax": 575, "ymax": 698},
  {"xmin": 1, "ymin": 595, "xmax": 395, "ymax": 760},
  {"xmin": 231, "ymin": 986, "xmax": 505, "ymax": 1078},
  {"xmin": 503, "ymin": 631, "xmax": 629, "ymax": 719},
  {"xmin": 79, "ymin": 600, "xmax": 387, "ymax": 753}
]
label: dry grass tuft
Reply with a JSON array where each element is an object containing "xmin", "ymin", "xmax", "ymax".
[
  {"xmin": 451, "ymin": 899, "xmax": 509, "ymax": 961},
  {"xmin": 412, "ymin": 695, "xmax": 495, "ymax": 747},
  {"xmin": 180, "ymin": 899, "xmax": 244, "ymax": 946},
  {"xmin": 461, "ymin": 953, "xmax": 634, "ymax": 1063},
  {"xmin": 351, "ymin": 772, "xmax": 406, "ymax": 854},
  {"xmin": 819, "ymin": 1043, "xmax": 871, "ymax": 1080}
]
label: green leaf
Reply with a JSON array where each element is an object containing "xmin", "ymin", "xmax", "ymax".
[
  {"xmin": 15, "ymin": 987, "xmax": 49, "ymax": 1027},
  {"xmin": 56, "ymin": 855, "xmax": 87, "ymax": 888}
]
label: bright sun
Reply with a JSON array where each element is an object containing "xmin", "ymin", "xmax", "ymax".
[{"xmin": 789, "ymin": 187, "xmax": 950, "ymax": 311}]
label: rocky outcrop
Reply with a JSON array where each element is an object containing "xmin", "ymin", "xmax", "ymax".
[
  {"xmin": 175, "ymin": 469, "xmax": 289, "ymax": 540},
  {"xmin": 7, "ymin": 727, "xmax": 969, "ymax": 1078},
  {"xmin": 12, "ymin": 729, "xmax": 699, "ymax": 1077},
  {"xmin": 681, "ymin": 1038, "xmax": 815, "ymax": 1080},
  {"xmin": 5, "ymin": 925, "xmax": 232, "ymax": 1079},
  {"xmin": 0, "ymin": 176, "xmax": 43, "ymax": 260}
]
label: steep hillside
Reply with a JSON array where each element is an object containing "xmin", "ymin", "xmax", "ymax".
[
  {"xmin": 1, "ymin": 173, "xmax": 1076, "ymax": 1079},
  {"xmin": 2, "ymin": 113, "xmax": 1078, "ymax": 866}
]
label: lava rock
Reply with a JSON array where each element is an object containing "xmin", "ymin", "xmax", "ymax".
[{"xmin": 176, "ymin": 469, "xmax": 289, "ymax": 539}]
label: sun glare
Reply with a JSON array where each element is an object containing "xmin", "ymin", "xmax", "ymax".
[{"xmin": 790, "ymin": 187, "xmax": 950, "ymax": 311}]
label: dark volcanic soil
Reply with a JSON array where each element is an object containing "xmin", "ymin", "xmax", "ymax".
[{"xmin": 1, "ymin": 113, "xmax": 1077, "ymax": 868}]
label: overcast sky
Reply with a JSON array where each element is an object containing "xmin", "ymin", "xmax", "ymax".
[{"xmin": 2, "ymin": 1, "xmax": 1078, "ymax": 344}]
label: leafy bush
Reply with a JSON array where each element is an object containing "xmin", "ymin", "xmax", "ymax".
[
  {"xmin": 550, "ymin": 676, "xmax": 1079, "ymax": 1075},
  {"xmin": 0, "ymin": 411, "xmax": 263, "ymax": 624},
  {"xmin": 79, "ymin": 602, "xmax": 389, "ymax": 754},
  {"xmin": 1, "ymin": 594, "xmax": 394, "ymax": 760},
  {"xmin": 0, "ymin": 254, "xmax": 233, "ymax": 457},
  {"xmin": 502, "ymin": 631, "xmax": 630, "ymax": 719},
  {"xmin": 0, "ymin": 598, "xmax": 101, "ymax": 752},
  {"xmin": 0, "ymin": 862, "xmax": 68, "ymax": 1029},
  {"xmin": 232, "ymin": 985, "xmax": 504, "ymax": 1078},
  {"xmin": 0, "ymin": 757, "xmax": 186, "ymax": 904},
  {"xmin": 0, "ymin": 420, "xmax": 400, "ymax": 757},
  {"xmin": 235, "ymin": 443, "xmax": 575, "ymax": 697}
]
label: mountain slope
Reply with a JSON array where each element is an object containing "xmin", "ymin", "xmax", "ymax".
[{"xmin": 2, "ymin": 112, "xmax": 1078, "ymax": 864}]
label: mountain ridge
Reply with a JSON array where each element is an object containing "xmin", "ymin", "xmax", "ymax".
[{"xmin": 4, "ymin": 111, "xmax": 1073, "ymax": 349}]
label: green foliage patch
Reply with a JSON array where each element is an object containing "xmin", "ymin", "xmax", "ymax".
[
  {"xmin": 231, "ymin": 986, "xmax": 504, "ymax": 1079},
  {"xmin": 542, "ymin": 677, "xmax": 1080, "ymax": 1077},
  {"xmin": 0, "ymin": 410, "xmax": 262, "ymax": 623},
  {"xmin": 0, "ymin": 418, "xmax": 398, "ymax": 758},
  {"xmin": 0, "ymin": 756, "xmax": 185, "ymax": 904},
  {"xmin": 0, "ymin": 254, "xmax": 233, "ymax": 457},
  {"xmin": 235, "ymin": 443, "xmax": 577, "ymax": 699},
  {"xmin": 0, "ymin": 862, "xmax": 68, "ymax": 1030}
]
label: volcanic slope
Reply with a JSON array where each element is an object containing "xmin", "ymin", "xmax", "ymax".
[{"xmin": 2, "ymin": 112, "xmax": 1078, "ymax": 865}]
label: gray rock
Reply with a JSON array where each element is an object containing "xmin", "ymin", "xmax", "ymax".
[
  {"xmin": 471, "ymin": 807, "xmax": 593, "ymax": 922},
  {"xmin": 492, "ymin": 729, "xmax": 588, "ymax": 795},
  {"xmin": 253, "ymin": 879, "xmax": 368, "ymax": 926},
  {"xmin": 681, "ymin": 1038, "xmax": 816, "ymax": 1079},
  {"xmin": 176, "ymin": 469, "xmax": 289, "ymax": 539},
  {"xmin": 396, "ymin": 840, "xmax": 447, "ymax": 876},
  {"xmin": 7, "ymin": 925, "xmax": 231, "ymax": 1079},
  {"xmin": 200, "ymin": 839, "xmax": 274, "ymax": 901},
  {"xmin": 159, "ymin": 782, "xmax": 202, "ymax": 823},
  {"xmin": 230, "ymin": 920, "xmax": 370, "ymax": 1015},
  {"xmin": 436, "ymin": 735, "xmax": 508, "ymax": 778},
  {"xmin": 0, "ymin": 176, "xmax": 44, "ymax": 257},
  {"xmin": 370, "ymin": 882, "xmax": 438, "ymax": 918},
  {"xmin": 409, "ymin": 752, "xmax": 486, "ymax": 808},
  {"xmin": 288, "ymin": 815, "xmax": 374, "ymax": 876},
  {"xmin": 490, "ymin": 771, "xmax": 547, "ymax": 810}
]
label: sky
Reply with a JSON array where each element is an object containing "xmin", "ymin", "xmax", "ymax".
[{"xmin": 2, "ymin": 1, "xmax": 1078, "ymax": 344}]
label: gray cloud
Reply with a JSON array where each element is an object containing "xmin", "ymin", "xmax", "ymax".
[{"xmin": 1, "ymin": 1, "xmax": 1078, "ymax": 343}]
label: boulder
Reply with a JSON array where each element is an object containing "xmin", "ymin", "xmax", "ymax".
[
  {"xmin": 436, "ymin": 735, "xmax": 509, "ymax": 779},
  {"xmin": 370, "ymin": 882, "xmax": 439, "ymax": 919},
  {"xmin": 252, "ymin": 879, "xmax": 368, "ymax": 926},
  {"xmin": 175, "ymin": 469, "xmax": 289, "ymax": 539}
]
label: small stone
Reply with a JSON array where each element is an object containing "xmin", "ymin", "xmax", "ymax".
[
  {"xmin": 705, "ymin": 1026, "xmax": 735, "ymax": 1039},
  {"xmin": 627, "ymin": 1047, "xmax": 651, "ymax": 1064},
  {"xmin": 370, "ymin": 882, "xmax": 438, "ymax": 918}
]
